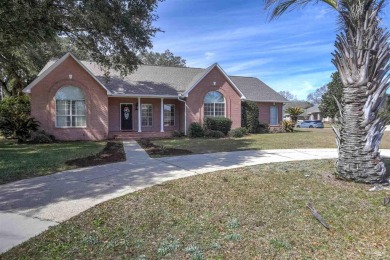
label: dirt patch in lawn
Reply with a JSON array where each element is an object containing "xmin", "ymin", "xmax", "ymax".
[
  {"xmin": 66, "ymin": 141, "xmax": 126, "ymax": 167},
  {"xmin": 138, "ymin": 138, "xmax": 192, "ymax": 157}
]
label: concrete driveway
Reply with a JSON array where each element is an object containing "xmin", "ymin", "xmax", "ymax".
[{"xmin": 1, "ymin": 141, "xmax": 388, "ymax": 253}]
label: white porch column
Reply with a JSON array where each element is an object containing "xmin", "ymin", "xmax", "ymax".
[
  {"xmin": 160, "ymin": 98, "xmax": 164, "ymax": 132},
  {"xmin": 137, "ymin": 97, "xmax": 142, "ymax": 132}
]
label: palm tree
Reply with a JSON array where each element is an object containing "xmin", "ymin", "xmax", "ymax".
[
  {"xmin": 264, "ymin": 0, "xmax": 390, "ymax": 184},
  {"xmin": 285, "ymin": 107, "xmax": 304, "ymax": 124}
]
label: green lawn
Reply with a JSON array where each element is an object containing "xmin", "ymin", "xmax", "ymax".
[
  {"xmin": 0, "ymin": 138, "xmax": 106, "ymax": 184},
  {"xmin": 152, "ymin": 128, "xmax": 390, "ymax": 154},
  {"xmin": 3, "ymin": 159, "xmax": 389, "ymax": 259}
]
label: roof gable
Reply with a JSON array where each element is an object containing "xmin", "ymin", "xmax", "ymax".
[
  {"xmin": 24, "ymin": 53, "xmax": 287, "ymax": 103},
  {"xmin": 181, "ymin": 63, "xmax": 246, "ymax": 99},
  {"xmin": 23, "ymin": 53, "xmax": 111, "ymax": 94}
]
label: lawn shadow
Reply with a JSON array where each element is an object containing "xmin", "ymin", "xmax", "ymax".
[{"xmin": 0, "ymin": 157, "xmax": 209, "ymax": 222}]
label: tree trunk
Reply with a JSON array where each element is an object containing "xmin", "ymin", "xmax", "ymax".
[
  {"xmin": 291, "ymin": 115, "xmax": 298, "ymax": 124},
  {"xmin": 335, "ymin": 84, "xmax": 387, "ymax": 183},
  {"xmin": 333, "ymin": 1, "xmax": 390, "ymax": 184}
]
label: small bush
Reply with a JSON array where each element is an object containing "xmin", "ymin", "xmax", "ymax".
[
  {"xmin": 204, "ymin": 117, "xmax": 232, "ymax": 135},
  {"xmin": 239, "ymin": 127, "xmax": 249, "ymax": 135},
  {"xmin": 229, "ymin": 128, "xmax": 246, "ymax": 138},
  {"xmin": 257, "ymin": 122, "xmax": 270, "ymax": 134},
  {"xmin": 0, "ymin": 95, "xmax": 40, "ymax": 142},
  {"xmin": 29, "ymin": 130, "xmax": 55, "ymax": 144},
  {"xmin": 139, "ymin": 138, "xmax": 153, "ymax": 147},
  {"xmin": 188, "ymin": 122, "xmax": 204, "ymax": 138},
  {"xmin": 172, "ymin": 130, "xmax": 185, "ymax": 138},
  {"xmin": 282, "ymin": 120, "xmax": 295, "ymax": 133},
  {"xmin": 270, "ymin": 125, "xmax": 286, "ymax": 134},
  {"xmin": 204, "ymin": 129, "xmax": 225, "ymax": 138}
]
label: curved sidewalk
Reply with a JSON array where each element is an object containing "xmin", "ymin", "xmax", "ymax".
[{"xmin": 1, "ymin": 142, "xmax": 388, "ymax": 253}]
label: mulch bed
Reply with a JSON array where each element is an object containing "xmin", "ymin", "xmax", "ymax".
[
  {"xmin": 65, "ymin": 141, "xmax": 126, "ymax": 167},
  {"xmin": 138, "ymin": 138, "xmax": 193, "ymax": 157}
]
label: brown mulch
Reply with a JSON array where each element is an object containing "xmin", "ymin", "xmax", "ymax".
[
  {"xmin": 65, "ymin": 141, "xmax": 126, "ymax": 167},
  {"xmin": 138, "ymin": 138, "xmax": 192, "ymax": 157},
  {"xmin": 144, "ymin": 147, "xmax": 193, "ymax": 157}
]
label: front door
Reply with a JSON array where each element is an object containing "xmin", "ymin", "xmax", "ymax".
[{"xmin": 120, "ymin": 103, "xmax": 133, "ymax": 130}]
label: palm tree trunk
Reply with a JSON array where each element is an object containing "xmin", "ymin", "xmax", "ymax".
[
  {"xmin": 335, "ymin": 83, "xmax": 387, "ymax": 183},
  {"xmin": 333, "ymin": 1, "xmax": 390, "ymax": 183}
]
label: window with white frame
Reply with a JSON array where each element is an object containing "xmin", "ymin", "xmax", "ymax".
[
  {"xmin": 141, "ymin": 104, "xmax": 153, "ymax": 126},
  {"xmin": 204, "ymin": 91, "xmax": 225, "ymax": 117},
  {"xmin": 163, "ymin": 104, "xmax": 175, "ymax": 126},
  {"xmin": 270, "ymin": 106, "xmax": 278, "ymax": 125},
  {"xmin": 55, "ymin": 86, "xmax": 86, "ymax": 127}
]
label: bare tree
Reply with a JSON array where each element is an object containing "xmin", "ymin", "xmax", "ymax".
[{"xmin": 279, "ymin": 90, "xmax": 297, "ymax": 101}]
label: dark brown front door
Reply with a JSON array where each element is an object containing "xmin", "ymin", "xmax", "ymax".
[{"xmin": 120, "ymin": 103, "xmax": 133, "ymax": 130}]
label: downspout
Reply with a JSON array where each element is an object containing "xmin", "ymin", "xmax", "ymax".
[{"xmin": 178, "ymin": 94, "xmax": 187, "ymax": 136}]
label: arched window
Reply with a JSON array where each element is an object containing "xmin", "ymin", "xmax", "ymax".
[
  {"xmin": 204, "ymin": 91, "xmax": 225, "ymax": 117},
  {"xmin": 55, "ymin": 86, "xmax": 86, "ymax": 127}
]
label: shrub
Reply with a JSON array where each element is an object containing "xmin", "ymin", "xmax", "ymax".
[
  {"xmin": 29, "ymin": 130, "xmax": 55, "ymax": 144},
  {"xmin": 172, "ymin": 130, "xmax": 185, "ymax": 138},
  {"xmin": 188, "ymin": 122, "xmax": 204, "ymax": 138},
  {"xmin": 229, "ymin": 127, "xmax": 248, "ymax": 138},
  {"xmin": 238, "ymin": 127, "xmax": 249, "ymax": 135},
  {"xmin": 241, "ymin": 100, "xmax": 260, "ymax": 133},
  {"xmin": 204, "ymin": 129, "xmax": 225, "ymax": 138},
  {"xmin": 229, "ymin": 129, "xmax": 243, "ymax": 138},
  {"xmin": 0, "ymin": 95, "xmax": 40, "ymax": 142},
  {"xmin": 139, "ymin": 138, "xmax": 153, "ymax": 147},
  {"xmin": 282, "ymin": 120, "xmax": 295, "ymax": 133},
  {"xmin": 257, "ymin": 122, "xmax": 270, "ymax": 134},
  {"xmin": 204, "ymin": 117, "xmax": 232, "ymax": 135}
]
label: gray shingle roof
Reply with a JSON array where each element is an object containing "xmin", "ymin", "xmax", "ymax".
[
  {"xmin": 306, "ymin": 104, "xmax": 320, "ymax": 114},
  {"xmin": 39, "ymin": 59, "xmax": 287, "ymax": 102},
  {"xmin": 230, "ymin": 76, "xmax": 287, "ymax": 102}
]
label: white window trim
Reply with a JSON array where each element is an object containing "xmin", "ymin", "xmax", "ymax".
[
  {"xmin": 163, "ymin": 104, "xmax": 175, "ymax": 127},
  {"xmin": 55, "ymin": 99, "xmax": 87, "ymax": 128},
  {"xmin": 141, "ymin": 104, "xmax": 153, "ymax": 127},
  {"xmin": 204, "ymin": 91, "xmax": 226, "ymax": 118}
]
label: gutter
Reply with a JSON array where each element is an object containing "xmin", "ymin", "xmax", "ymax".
[{"xmin": 177, "ymin": 94, "xmax": 187, "ymax": 136}]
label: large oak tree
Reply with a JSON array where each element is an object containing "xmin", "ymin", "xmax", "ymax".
[{"xmin": 0, "ymin": 0, "xmax": 161, "ymax": 96}]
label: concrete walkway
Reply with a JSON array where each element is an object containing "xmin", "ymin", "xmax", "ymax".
[{"xmin": 1, "ymin": 142, "xmax": 389, "ymax": 253}]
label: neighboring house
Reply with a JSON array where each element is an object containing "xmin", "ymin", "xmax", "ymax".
[
  {"xmin": 306, "ymin": 105, "xmax": 322, "ymax": 121},
  {"xmin": 23, "ymin": 53, "xmax": 287, "ymax": 140},
  {"xmin": 283, "ymin": 101, "xmax": 312, "ymax": 121},
  {"xmin": 284, "ymin": 103, "xmax": 324, "ymax": 122}
]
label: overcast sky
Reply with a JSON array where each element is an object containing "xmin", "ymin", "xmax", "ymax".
[{"xmin": 151, "ymin": 0, "xmax": 390, "ymax": 100}]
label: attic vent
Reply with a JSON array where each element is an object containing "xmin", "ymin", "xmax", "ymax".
[{"xmin": 118, "ymin": 87, "xmax": 124, "ymax": 92}]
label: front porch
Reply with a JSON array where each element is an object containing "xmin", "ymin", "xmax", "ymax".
[
  {"xmin": 109, "ymin": 131, "xmax": 174, "ymax": 140},
  {"xmin": 108, "ymin": 96, "xmax": 183, "ymax": 139}
]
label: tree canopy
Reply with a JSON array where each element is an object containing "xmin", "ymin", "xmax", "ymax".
[
  {"xmin": 0, "ymin": 0, "xmax": 161, "ymax": 96},
  {"xmin": 278, "ymin": 90, "xmax": 297, "ymax": 101},
  {"xmin": 319, "ymin": 72, "xmax": 343, "ymax": 119},
  {"xmin": 307, "ymin": 85, "xmax": 327, "ymax": 105},
  {"xmin": 139, "ymin": 50, "xmax": 186, "ymax": 67}
]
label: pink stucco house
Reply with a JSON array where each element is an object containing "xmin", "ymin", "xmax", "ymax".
[{"xmin": 23, "ymin": 53, "xmax": 287, "ymax": 140}]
